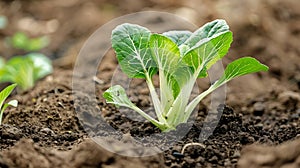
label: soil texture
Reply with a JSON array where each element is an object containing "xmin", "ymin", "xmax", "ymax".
[{"xmin": 0, "ymin": 0, "xmax": 300, "ymax": 167}]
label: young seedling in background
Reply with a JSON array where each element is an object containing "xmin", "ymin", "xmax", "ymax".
[
  {"xmin": 0, "ymin": 53, "xmax": 53, "ymax": 91},
  {"xmin": 8, "ymin": 32, "xmax": 49, "ymax": 52},
  {"xmin": 0, "ymin": 83, "xmax": 18, "ymax": 125},
  {"xmin": 103, "ymin": 19, "xmax": 269, "ymax": 132},
  {"xmin": 0, "ymin": 16, "xmax": 49, "ymax": 51},
  {"xmin": 0, "ymin": 16, "xmax": 52, "ymax": 91}
]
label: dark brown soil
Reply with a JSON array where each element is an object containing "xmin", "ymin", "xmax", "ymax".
[{"xmin": 0, "ymin": 0, "xmax": 300, "ymax": 168}]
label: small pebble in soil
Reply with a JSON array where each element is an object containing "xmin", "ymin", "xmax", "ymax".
[
  {"xmin": 40, "ymin": 128, "xmax": 55, "ymax": 135},
  {"xmin": 232, "ymin": 150, "xmax": 241, "ymax": 158},
  {"xmin": 239, "ymin": 132, "xmax": 255, "ymax": 145},
  {"xmin": 209, "ymin": 156, "xmax": 218, "ymax": 163},
  {"xmin": 253, "ymin": 102, "xmax": 265, "ymax": 116},
  {"xmin": 224, "ymin": 159, "xmax": 232, "ymax": 167},
  {"xmin": 291, "ymin": 113, "xmax": 299, "ymax": 120},
  {"xmin": 172, "ymin": 151, "xmax": 184, "ymax": 158},
  {"xmin": 255, "ymin": 123, "xmax": 264, "ymax": 130},
  {"xmin": 170, "ymin": 163, "xmax": 181, "ymax": 168},
  {"xmin": 185, "ymin": 157, "xmax": 195, "ymax": 164}
]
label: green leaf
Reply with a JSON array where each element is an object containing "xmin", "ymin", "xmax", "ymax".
[
  {"xmin": 162, "ymin": 30, "xmax": 192, "ymax": 46},
  {"xmin": 2, "ymin": 56, "xmax": 34, "ymax": 90},
  {"xmin": 111, "ymin": 23, "xmax": 156, "ymax": 78},
  {"xmin": 183, "ymin": 57, "xmax": 268, "ymax": 123},
  {"xmin": 0, "ymin": 84, "xmax": 18, "ymax": 125},
  {"xmin": 149, "ymin": 34, "xmax": 180, "ymax": 72},
  {"xmin": 103, "ymin": 85, "xmax": 166, "ymax": 129},
  {"xmin": 178, "ymin": 44, "xmax": 190, "ymax": 56},
  {"xmin": 149, "ymin": 34, "xmax": 182, "ymax": 112},
  {"xmin": 27, "ymin": 53, "xmax": 53, "ymax": 81},
  {"xmin": 0, "ymin": 54, "xmax": 52, "ymax": 91},
  {"xmin": 183, "ymin": 19, "xmax": 230, "ymax": 51},
  {"xmin": 103, "ymin": 85, "xmax": 135, "ymax": 108},
  {"xmin": 26, "ymin": 36, "xmax": 49, "ymax": 51},
  {"xmin": 216, "ymin": 57, "xmax": 269, "ymax": 86},
  {"xmin": 2, "ymin": 99, "xmax": 18, "ymax": 115},
  {"xmin": 9, "ymin": 32, "xmax": 49, "ymax": 51},
  {"xmin": 162, "ymin": 31, "xmax": 193, "ymax": 56},
  {"xmin": 10, "ymin": 32, "xmax": 29, "ymax": 50},
  {"xmin": 183, "ymin": 31, "xmax": 233, "ymax": 78},
  {"xmin": 0, "ymin": 83, "xmax": 17, "ymax": 110},
  {"xmin": 0, "ymin": 69, "xmax": 12, "ymax": 83}
]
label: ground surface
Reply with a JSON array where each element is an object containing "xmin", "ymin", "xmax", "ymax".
[{"xmin": 0, "ymin": 0, "xmax": 300, "ymax": 167}]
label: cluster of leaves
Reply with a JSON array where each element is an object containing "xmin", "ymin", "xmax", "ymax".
[
  {"xmin": 0, "ymin": 53, "xmax": 52, "ymax": 91},
  {"xmin": 0, "ymin": 15, "xmax": 52, "ymax": 91},
  {"xmin": 0, "ymin": 83, "xmax": 18, "ymax": 125},
  {"xmin": 103, "ymin": 19, "xmax": 268, "ymax": 132},
  {"xmin": 0, "ymin": 15, "xmax": 48, "ymax": 51},
  {"xmin": 8, "ymin": 32, "xmax": 49, "ymax": 52}
]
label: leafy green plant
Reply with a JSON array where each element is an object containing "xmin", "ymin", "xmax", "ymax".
[
  {"xmin": 8, "ymin": 32, "xmax": 49, "ymax": 52},
  {"xmin": 0, "ymin": 83, "xmax": 18, "ymax": 125},
  {"xmin": 0, "ymin": 53, "xmax": 53, "ymax": 91},
  {"xmin": 103, "ymin": 19, "xmax": 268, "ymax": 132}
]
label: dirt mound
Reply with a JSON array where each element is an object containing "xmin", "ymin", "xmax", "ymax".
[
  {"xmin": 0, "ymin": 138, "xmax": 165, "ymax": 168},
  {"xmin": 238, "ymin": 138, "xmax": 300, "ymax": 168}
]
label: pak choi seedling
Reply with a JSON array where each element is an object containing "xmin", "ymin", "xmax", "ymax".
[
  {"xmin": 0, "ymin": 83, "xmax": 18, "ymax": 125},
  {"xmin": 103, "ymin": 19, "xmax": 268, "ymax": 132},
  {"xmin": 9, "ymin": 32, "xmax": 49, "ymax": 52},
  {"xmin": 0, "ymin": 53, "xmax": 53, "ymax": 91}
]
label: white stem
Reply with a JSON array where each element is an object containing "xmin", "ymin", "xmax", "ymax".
[
  {"xmin": 183, "ymin": 81, "xmax": 223, "ymax": 122},
  {"xmin": 145, "ymin": 74, "xmax": 166, "ymax": 124},
  {"xmin": 130, "ymin": 104, "xmax": 165, "ymax": 129},
  {"xmin": 159, "ymin": 71, "xmax": 173, "ymax": 117},
  {"xmin": 165, "ymin": 77, "xmax": 195, "ymax": 126}
]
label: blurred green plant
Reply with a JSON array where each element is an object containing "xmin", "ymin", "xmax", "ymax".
[
  {"xmin": 0, "ymin": 16, "xmax": 52, "ymax": 92},
  {"xmin": 0, "ymin": 83, "xmax": 18, "ymax": 125},
  {"xmin": 0, "ymin": 53, "xmax": 52, "ymax": 91},
  {"xmin": 7, "ymin": 32, "xmax": 49, "ymax": 52}
]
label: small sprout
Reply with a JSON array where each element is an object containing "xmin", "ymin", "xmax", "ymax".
[
  {"xmin": 103, "ymin": 19, "xmax": 269, "ymax": 132},
  {"xmin": 0, "ymin": 53, "xmax": 53, "ymax": 91},
  {"xmin": 8, "ymin": 32, "xmax": 49, "ymax": 51},
  {"xmin": 0, "ymin": 83, "xmax": 18, "ymax": 125}
]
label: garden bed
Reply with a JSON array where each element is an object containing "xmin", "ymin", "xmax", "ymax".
[{"xmin": 0, "ymin": 0, "xmax": 300, "ymax": 167}]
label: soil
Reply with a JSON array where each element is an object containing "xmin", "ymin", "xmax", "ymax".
[
  {"xmin": 0, "ymin": 0, "xmax": 300, "ymax": 168},
  {"xmin": 238, "ymin": 138, "xmax": 300, "ymax": 168}
]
